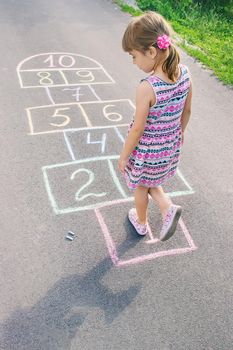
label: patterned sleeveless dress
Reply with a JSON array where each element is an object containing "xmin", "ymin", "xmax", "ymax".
[{"xmin": 124, "ymin": 63, "xmax": 191, "ymax": 190}]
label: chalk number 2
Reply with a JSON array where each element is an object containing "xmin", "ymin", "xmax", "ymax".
[{"xmin": 71, "ymin": 168, "xmax": 107, "ymax": 201}]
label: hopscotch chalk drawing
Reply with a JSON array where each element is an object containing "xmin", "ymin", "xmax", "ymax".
[
  {"xmin": 17, "ymin": 53, "xmax": 115, "ymax": 88},
  {"xmin": 26, "ymin": 100, "xmax": 134, "ymax": 135},
  {"xmin": 17, "ymin": 52, "xmax": 197, "ymax": 267}
]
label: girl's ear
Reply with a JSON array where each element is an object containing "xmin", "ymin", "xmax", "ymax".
[{"xmin": 148, "ymin": 46, "xmax": 157, "ymax": 59}]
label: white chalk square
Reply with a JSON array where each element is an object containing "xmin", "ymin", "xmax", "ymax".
[
  {"xmin": 44, "ymin": 85, "xmax": 101, "ymax": 104},
  {"xmin": 26, "ymin": 103, "xmax": 88, "ymax": 135},
  {"xmin": 42, "ymin": 157, "xmax": 132, "ymax": 215},
  {"xmin": 62, "ymin": 68, "xmax": 114, "ymax": 85},
  {"xmin": 65, "ymin": 126, "xmax": 127, "ymax": 160},
  {"xmin": 19, "ymin": 70, "xmax": 66, "ymax": 88},
  {"xmin": 78, "ymin": 99, "xmax": 134, "ymax": 127}
]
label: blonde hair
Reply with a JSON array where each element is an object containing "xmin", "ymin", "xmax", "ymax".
[{"xmin": 122, "ymin": 11, "xmax": 180, "ymax": 82}]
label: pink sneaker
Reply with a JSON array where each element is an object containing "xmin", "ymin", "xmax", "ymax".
[
  {"xmin": 160, "ymin": 204, "xmax": 182, "ymax": 241},
  {"xmin": 128, "ymin": 208, "xmax": 149, "ymax": 236}
]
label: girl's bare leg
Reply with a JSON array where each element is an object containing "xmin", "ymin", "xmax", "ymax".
[
  {"xmin": 134, "ymin": 186, "xmax": 149, "ymax": 224},
  {"xmin": 149, "ymin": 186, "xmax": 172, "ymax": 220}
]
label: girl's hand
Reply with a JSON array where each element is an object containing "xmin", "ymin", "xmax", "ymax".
[{"xmin": 118, "ymin": 156, "xmax": 128, "ymax": 174}]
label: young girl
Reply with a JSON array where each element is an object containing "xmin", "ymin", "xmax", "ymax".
[{"xmin": 118, "ymin": 11, "xmax": 192, "ymax": 241}]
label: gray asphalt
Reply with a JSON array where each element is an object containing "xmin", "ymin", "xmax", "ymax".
[{"xmin": 0, "ymin": 1, "xmax": 233, "ymax": 349}]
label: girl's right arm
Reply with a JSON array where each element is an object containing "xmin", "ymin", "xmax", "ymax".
[{"xmin": 181, "ymin": 81, "xmax": 192, "ymax": 133}]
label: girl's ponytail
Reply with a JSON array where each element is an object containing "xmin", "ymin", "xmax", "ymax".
[
  {"xmin": 162, "ymin": 44, "xmax": 180, "ymax": 82},
  {"xmin": 122, "ymin": 11, "xmax": 181, "ymax": 82}
]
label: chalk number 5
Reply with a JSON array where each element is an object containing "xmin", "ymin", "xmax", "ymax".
[{"xmin": 50, "ymin": 108, "xmax": 71, "ymax": 127}]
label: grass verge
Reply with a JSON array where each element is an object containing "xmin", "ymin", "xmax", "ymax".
[{"xmin": 116, "ymin": 0, "xmax": 233, "ymax": 86}]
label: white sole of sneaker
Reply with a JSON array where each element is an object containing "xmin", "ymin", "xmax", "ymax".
[
  {"xmin": 128, "ymin": 212, "xmax": 147, "ymax": 236},
  {"xmin": 128, "ymin": 218, "xmax": 147, "ymax": 236},
  {"xmin": 160, "ymin": 206, "xmax": 182, "ymax": 241}
]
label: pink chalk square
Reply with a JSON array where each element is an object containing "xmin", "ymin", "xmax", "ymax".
[{"xmin": 95, "ymin": 198, "xmax": 197, "ymax": 267}]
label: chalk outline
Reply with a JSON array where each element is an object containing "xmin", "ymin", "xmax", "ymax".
[
  {"xmin": 95, "ymin": 198, "xmax": 197, "ymax": 267},
  {"xmin": 44, "ymin": 86, "xmax": 56, "ymax": 105},
  {"xmin": 63, "ymin": 131, "xmax": 76, "ymax": 161},
  {"xmin": 26, "ymin": 99, "xmax": 134, "ymax": 135},
  {"xmin": 42, "ymin": 155, "xmax": 130, "ymax": 214},
  {"xmin": 18, "ymin": 53, "xmax": 196, "ymax": 265},
  {"xmin": 19, "ymin": 67, "xmax": 103, "ymax": 72},
  {"xmin": 44, "ymin": 84, "xmax": 101, "ymax": 108},
  {"xmin": 42, "ymin": 155, "xmax": 194, "ymax": 215},
  {"xmin": 87, "ymin": 84, "xmax": 102, "ymax": 101},
  {"xmin": 62, "ymin": 125, "xmax": 128, "ymax": 161},
  {"xmin": 114, "ymin": 126, "xmax": 125, "ymax": 144},
  {"xmin": 18, "ymin": 69, "xmax": 114, "ymax": 88},
  {"xmin": 17, "ymin": 53, "xmax": 115, "ymax": 88},
  {"xmin": 58, "ymin": 70, "xmax": 69, "ymax": 85}
]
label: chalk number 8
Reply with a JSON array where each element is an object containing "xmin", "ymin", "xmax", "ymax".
[{"xmin": 37, "ymin": 72, "xmax": 53, "ymax": 85}]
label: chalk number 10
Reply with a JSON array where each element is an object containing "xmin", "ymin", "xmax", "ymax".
[{"xmin": 44, "ymin": 54, "xmax": 75, "ymax": 68}]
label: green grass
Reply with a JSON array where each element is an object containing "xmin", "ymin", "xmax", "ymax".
[
  {"xmin": 115, "ymin": 0, "xmax": 142, "ymax": 16},
  {"xmin": 116, "ymin": 0, "xmax": 233, "ymax": 86}
]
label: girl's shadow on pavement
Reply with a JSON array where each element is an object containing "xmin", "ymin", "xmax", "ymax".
[{"xmin": 0, "ymin": 228, "xmax": 142, "ymax": 350}]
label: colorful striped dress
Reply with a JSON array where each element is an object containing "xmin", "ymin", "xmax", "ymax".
[{"xmin": 124, "ymin": 63, "xmax": 191, "ymax": 190}]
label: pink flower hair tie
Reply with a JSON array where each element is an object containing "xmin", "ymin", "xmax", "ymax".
[{"xmin": 156, "ymin": 34, "xmax": 171, "ymax": 50}]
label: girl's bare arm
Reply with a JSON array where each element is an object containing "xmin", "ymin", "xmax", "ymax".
[
  {"xmin": 181, "ymin": 81, "xmax": 192, "ymax": 132},
  {"xmin": 120, "ymin": 81, "xmax": 154, "ymax": 160}
]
